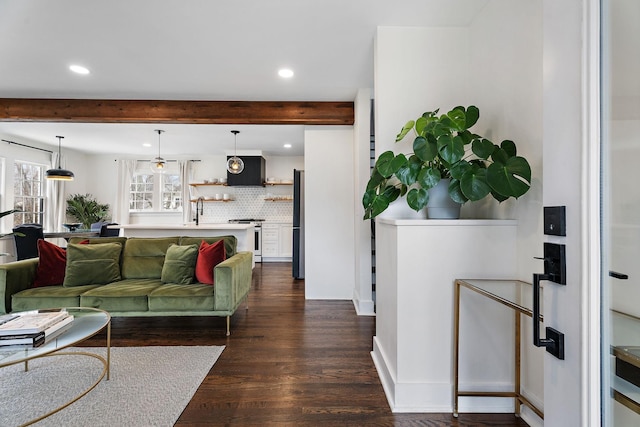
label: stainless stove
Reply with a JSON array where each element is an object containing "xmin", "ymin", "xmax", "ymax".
[
  {"xmin": 228, "ymin": 219, "xmax": 265, "ymax": 224},
  {"xmin": 228, "ymin": 219, "xmax": 263, "ymax": 262}
]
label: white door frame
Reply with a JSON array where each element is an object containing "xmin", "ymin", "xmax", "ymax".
[{"xmin": 583, "ymin": 0, "xmax": 603, "ymax": 425}]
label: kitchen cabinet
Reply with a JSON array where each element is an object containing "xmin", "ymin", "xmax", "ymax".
[
  {"xmin": 262, "ymin": 222, "xmax": 293, "ymax": 261},
  {"xmin": 279, "ymin": 225, "xmax": 293, "ymax": 258}
]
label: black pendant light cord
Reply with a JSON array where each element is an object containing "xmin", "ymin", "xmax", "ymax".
[
  {"xmin": 55, "ymin": 136, "xmax": 64, "ymax": 167},
  {"xmin": 156, "ymin": 129, "xmax": 164, "ymax": 158},
  {"xmin": 232, "ymin": 130, "xmax": 239, "ymax": 154}
]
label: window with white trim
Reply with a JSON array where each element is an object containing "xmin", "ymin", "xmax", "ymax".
[
  {"xmin": 129, "ymin": 162, "xmax": 182, "ymax": 212},
  {"xmin": 13, "ymin": 161, "xmax": 45, "ymax": 226}
]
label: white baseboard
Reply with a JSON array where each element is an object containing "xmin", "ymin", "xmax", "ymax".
[
  {"xmin": 371, "ymin": 337, "xmax": 452, "ymax": 412},
  {"xmin": 353, "ymin": 297, "xmax": 375, "ymax": 316},
  {"xmin": 520, "ymin": 406, "xmax": 544, "ymax": 427},
  {"xmin": 372, "ymin": 336, "xmax": 542, "ymax": 416}
]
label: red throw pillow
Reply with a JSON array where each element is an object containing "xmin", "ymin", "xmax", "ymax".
[
  {"xmin": 194, "ymin": 240, "xmax": 226, "ymax": 285},
  {"xmin": 33, "ymin": 239, "xmax": 66, "ymax": 287}
]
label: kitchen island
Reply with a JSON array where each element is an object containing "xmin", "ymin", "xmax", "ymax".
[{"xmin": 114, "ymin": 223, "xmax": 255, "ymax": 259}]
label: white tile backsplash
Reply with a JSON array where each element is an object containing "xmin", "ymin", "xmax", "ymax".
[{"xmin": 195, "ymin": 186, "xmax": 293, "ymax": 223}]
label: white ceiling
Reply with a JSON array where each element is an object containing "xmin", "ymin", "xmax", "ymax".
[{"xmin": 0, "ymin": 0, "xmax": 489, "ymax": 156}]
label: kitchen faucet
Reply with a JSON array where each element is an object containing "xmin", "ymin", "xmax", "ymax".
[{"xmin": 195, "ymin": 197, "xmax": 204, "ymax": 225}]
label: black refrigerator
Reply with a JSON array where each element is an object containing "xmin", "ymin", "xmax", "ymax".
[{"xmin": 292, "ymin": 169, "xmax": 305, "ymax": 279}]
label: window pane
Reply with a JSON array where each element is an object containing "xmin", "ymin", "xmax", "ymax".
[
  {"xmin": 129, "ymin": 172, "xmax": 181, "ymax": 212},
  {"xmin": 160, "ymin": 174, "xmax": 182, "ymax": 211},
  {"xmin": 14, "ymin": 161, "xmax": 45, "ymax": 226}
]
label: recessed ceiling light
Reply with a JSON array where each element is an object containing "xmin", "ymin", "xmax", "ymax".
[
  {"xmin": 69, "ymin": 65, "xmax": 90, "ymax": 75},
  {"xmin": 283, "ymin": 143, "xmax": 292, "ymax": 148},
  {"xmin": 278, "ymin": 68, "xmax": 294, "ymax": 78},
  {"xmin": 143, "ymin": 143, "xmax": 152, "ymax": 147}
]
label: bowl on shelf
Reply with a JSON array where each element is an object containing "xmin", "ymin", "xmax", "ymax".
[{"xmin": 63, "ymin": 223, "xmax": 83, "ymax": 232}]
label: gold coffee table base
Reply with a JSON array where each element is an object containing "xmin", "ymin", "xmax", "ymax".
[{"xmin": 20, "ymin": 350, "xmax": 109, "ymax": 427}]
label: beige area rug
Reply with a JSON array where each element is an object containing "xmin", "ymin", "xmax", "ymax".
[{"xmin": 0, "ymin": 346, "xmax": 224, "ymax": 427}]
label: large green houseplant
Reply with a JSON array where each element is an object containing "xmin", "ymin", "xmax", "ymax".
[
  {"xmin": 66, "ymin": 194, "xmax": 110, "ymax": 229},
  {"xmin": 363, "ymin": 105, "xmax": 532, "ymax": 219}
]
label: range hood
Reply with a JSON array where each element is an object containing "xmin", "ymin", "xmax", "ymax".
[{"xmin": 226, "ymin": 156, "xmax": 266, "ymax": 186}]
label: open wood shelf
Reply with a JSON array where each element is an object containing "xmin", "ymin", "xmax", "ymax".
[{"xmin": 189, "ymin": 183, "xmax": 228, "ymax": 187}]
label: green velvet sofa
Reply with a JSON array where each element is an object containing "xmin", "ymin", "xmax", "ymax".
[{"xmin": 0, "ymin": 236, "xmax": 253, "ymax": 336}]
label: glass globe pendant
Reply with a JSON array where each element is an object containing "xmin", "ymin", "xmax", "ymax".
[{"xmin": 227, "ymin": 130, "xmax": 244, "ymax": 174}]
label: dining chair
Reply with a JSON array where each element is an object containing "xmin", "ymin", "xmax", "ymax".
[
  {"xmin": 91, "ymin": 221, "xmax": 105, "ymax": 231},
  {"xmin": 100, "ymin": 222, "xmax": 120, "ymax": 237},
  {"xmin": 12, "ymin": 224, "xmax": 44, "ymax": 260}
]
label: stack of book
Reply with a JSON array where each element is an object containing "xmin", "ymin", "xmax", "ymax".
[{"xmin": 0, "ymin": 309, "xmax": 74, "ymax": 349}]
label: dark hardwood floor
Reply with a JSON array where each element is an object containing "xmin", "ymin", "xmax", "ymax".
[{"xmin": 83, "ymin": 262, "xmax": 529, "ymax": 426}]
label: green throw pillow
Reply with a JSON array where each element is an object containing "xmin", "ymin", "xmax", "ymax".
[
  {"xmin": 161, "ymin": 244, "xmax": 198, "ymax": 285},
  {"xmin": 64, "ymin": 242, "xmax": 123, "ymax": 287}
]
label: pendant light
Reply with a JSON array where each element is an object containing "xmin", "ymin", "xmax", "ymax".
[
  {"xmin": 46, "ymin": 136, "xmax": 74, "ymax": 181},
  {"xmin": 227, "ymin": 130, "xmax": 244, "ymax": 174},
  {"xmin": 150, "ymin": 129, "xmax": 166, "ymax": 173}
]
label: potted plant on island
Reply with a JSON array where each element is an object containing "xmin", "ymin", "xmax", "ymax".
[
  {"xmin": 66, "ymin": 194, "xmax": 111, "ymax": 229},
  {"xmin": 362, "ymin": 105, "xmax": 532, "ymax": 219}
]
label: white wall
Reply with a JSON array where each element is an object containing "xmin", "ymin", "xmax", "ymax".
[
  {"xmin": 468, "ymin": 0, "xmax": 544, "ymax": 277},
  {"xmin": 82, "ymin": 154, "xmax": 119, "ymax": 216},
  {"xmin": 375, "ymin": 26, "xmax": 470, "ymax": 158},
  {"xmin": 373, "ymin": 26, "xmax": 470, "ymax": 222},
  {"xmin": 304, "ymin": 127, "xmax": 355, "ymax": 299}
]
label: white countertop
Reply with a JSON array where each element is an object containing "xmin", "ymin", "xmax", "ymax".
[{"xmin": 115, "ymin": 223, "xmax": 253, "ymax": 230}]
